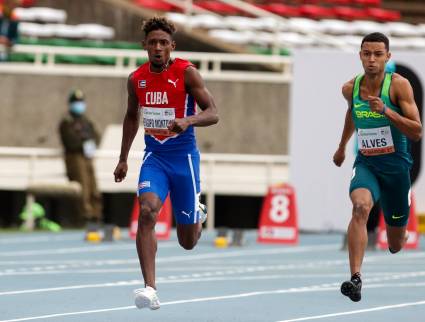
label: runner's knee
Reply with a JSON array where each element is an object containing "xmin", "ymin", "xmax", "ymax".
[
  {"xmin": 177, "ymin": 231, "xmax": 198, "ymax": 250},
  {"xmin": 387, "ymin": 235, "xmax": 406, "ymax": 254},
  {"xmin": 178, "ymin": 238, "xmax": 197, "ymax": 250},
  {"xmin": 352, "ymin": 201, "xmax": 371, "ymax": 223},
  {"xmin": 138, "ymin": 203, "xmax": 158, "ymax": 228}
]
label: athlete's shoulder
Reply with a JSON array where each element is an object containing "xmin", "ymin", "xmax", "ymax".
[
  {"xmin": 172, "ymin": 58, "xmax": 195, "ymax": 71},
  {"xmin": 342, "ymin": 77, "xmax": 355, "ymax": 101},
  {"xmin": 132, "ymin": 61, "xmax": 149, "ymax": 78},
  {"xmin": 391, "ymin": 72, "xmax": 410, "ymax": 87},
  {"xmin": 389, "ymin": 73, "xmax": 413, "ymax": 100}
]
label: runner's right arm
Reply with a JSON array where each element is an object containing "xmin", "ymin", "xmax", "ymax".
[
  {"xmin": 114, "ymin": 73, "xmax": 140, "ymax": 182},
  {"xmin": 333, "ymin": 80, "xmax": 355, "ymax": 167}
]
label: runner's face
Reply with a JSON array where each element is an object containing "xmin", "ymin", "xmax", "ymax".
[
  {"xmin": 359, "ymin": 42, "xmax": 390, "ymax": 76},
  {"xmin": 144, "ymin": 30, "xmax": 175, "ymax": 69}
]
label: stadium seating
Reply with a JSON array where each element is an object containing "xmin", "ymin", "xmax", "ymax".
[
  {"xmin": 131, "ymin": 0, "xmax": 402, "ymax": 23},
  {"xmin": 255, "ymin": 4, "xmax": 300, "ymax": 17},
  {"xmin": 134, "ymin": 0, "xmax": 180, "ymax": 12},
  {"xmin": 355, "ymin": 0, "xmax": 381, "ymax": 7},
  {"xmin": 366, "ymin": 7, "xmax": 401, "ymax": 22},
  {"xmin": 195, "ymin": 1, "xmax": 243, "ymax": 15},
  {"xmin": 332, "ymin": 6, "xmax": 369, "ymax": 20},
  {"xmin": 14, "ymin": 7, "xmax": 67, "ymax": 23}
]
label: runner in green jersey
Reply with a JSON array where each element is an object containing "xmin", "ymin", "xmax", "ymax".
[{"xmin": 333, "ymin": 32, "xmax": 422, "ymax": 302}]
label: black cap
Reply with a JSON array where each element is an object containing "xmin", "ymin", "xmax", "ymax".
[{"xmin": 68, "ymin": 89, "xmax": 85, "ymax": 103}]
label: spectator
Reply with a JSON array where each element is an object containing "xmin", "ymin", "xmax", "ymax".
[
  {"xmin": 0, "ymin": 0, "xmax": 19, "ymax": 61},
  {"xmin": 59, "ymin": 89, "xmax": 103, "ymax": 238}
]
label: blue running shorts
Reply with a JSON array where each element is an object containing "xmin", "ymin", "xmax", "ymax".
[
  {"xmin": 137, "ymin": 150, "xmax": 201, "ymax": 225},
  {"xmin": 349, "ymin": 158, "xmax": 411, "ymax": 227}
]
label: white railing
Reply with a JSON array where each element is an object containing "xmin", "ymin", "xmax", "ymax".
[
  {"xmin": 0, "ymin": 147, "xmax": 289, "ymax": 230},
  {"xmin": 0, "ymin": 45, "xmax": 292, "ymax": 82}
]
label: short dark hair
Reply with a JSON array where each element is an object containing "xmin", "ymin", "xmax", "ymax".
[
  {"xmin": 361, "ymin": 32, "xmax": 389, "ymax": 51},
  {"xmin": 142, "ymin": 17, "xmax": 176, "ymax": 37}
]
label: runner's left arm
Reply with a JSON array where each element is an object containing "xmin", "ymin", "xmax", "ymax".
[
  {"xmin": 333, "ymin": 80, "xmax": 355, "ymax": 167},
  {"xmin": 167, "ymin": 66, "xmax": 219, "ymax": 133},
  {"xmin": 368, "ymin": 76, "xmax": 422, "ymax": 142}
]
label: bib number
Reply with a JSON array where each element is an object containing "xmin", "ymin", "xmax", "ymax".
[
  {"xmin": 357, "ymin": 126, "xmax": 395, "ymax": 156},
  {"xmin": 142, "ymin": 107, "xmax": 175, "ymax": 136}
]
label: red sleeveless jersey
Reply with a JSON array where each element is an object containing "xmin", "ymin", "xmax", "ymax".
[{"xmin": 131, "ymin": 58, "xmax": 197, "ymax": 153}]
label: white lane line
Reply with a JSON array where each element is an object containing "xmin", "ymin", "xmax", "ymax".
[
  {"xmin": 2, "ymin": 268, "xmax": 425, "ymax": 297},
  {"xmin": 0, "ymin": 244, "xmax": 340, "ymax": 271},
  {"xmin": 0, "ymin": 280, "xmax": 143, "ymax": 296},
  {"xmin": 0, "ymin": 306, "xmax": 135, "ymax": 322},
  {"xmin": 2, "ymin": 283, "xmax": 425, "ymax": 322},
  {"xmin": 0, "ymin": 285, "xmax": 339, "ymax": 322},
  {"xmin": 276, "ymin": 300, "xmax": 425, "ymax": 322},
  {"xmin": 0, "ymin": 245, "xmax": 135, "ymax": 257},
  {"xmin": 0, "ymin": 256, "xmax": 347, "ymax": 277},
  {"xmin": 0, "ymin": 259, "xmax": 139, "ymax": 266},
  {"xmin": 3, "ymin": 251, "xmax": 425, "ymax": 277},
  {"xmin": 0, "ymin": 235, "xmax": 79, "ymax": 245},
  {"xmin": 0, "ymin": 242, "xmax": 181, "ymax": 257},
  {"xmin": 156, "ymin": 244, "xmax": 339, "ymax": 264}
]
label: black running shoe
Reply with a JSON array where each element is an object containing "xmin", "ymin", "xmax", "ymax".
[{"xmin": 341, "ymin": 273, "xmax": 362, "ymax": 302}]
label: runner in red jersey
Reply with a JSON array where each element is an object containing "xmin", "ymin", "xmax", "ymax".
[{"xmin": 114, "ymin": 17, "xmax": 218, "ymax": 310}]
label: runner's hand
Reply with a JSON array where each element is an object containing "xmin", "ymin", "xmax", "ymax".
[
  {"xmin": 367, "ymin": 96, "xmax": 385, "ymax": 114},
  {"xmin": 167, "ymin": 118, "xmax": 190, "ymax": 133},
  {"xmin": 333, "ymin": 147, "xmax": 345, "ymax": 167},
  {"xmin": 114, "ymin": 161, "xmax": 128, "ymax": 182}
]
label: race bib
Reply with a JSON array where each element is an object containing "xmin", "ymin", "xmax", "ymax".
[
  {"xmin": 142, "ymin": 107, "xmax": 175, "ymax": 136},
  {"xmin": 357, "ymin": 126, "xmax": 395, "ymax": 156}
]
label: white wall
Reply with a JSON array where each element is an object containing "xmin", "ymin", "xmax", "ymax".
[{"xmin": 290, "ymin": 49, "xmax": 425, "ymax": 232}]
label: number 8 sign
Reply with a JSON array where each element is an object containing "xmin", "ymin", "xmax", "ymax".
[
  {"xmin": 257, "ymin": 183, "xmax": 298, "ymax": 244},
  {"xmin": 270, "ymin": 194, "xmax": 290, "ymax": 223}
]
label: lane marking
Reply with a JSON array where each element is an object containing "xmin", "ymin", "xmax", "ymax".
[
  {"xmin": 276, "ymin": 300, "xmax": 425, "ymax": 322},
  {"xmin": 3, "ymin": 284, "xmax": 425, "ymax": 322},
  {"xmin": 0, "ymin": 242, "xmax": 179, "ymax": 257},
  {"xmin": 1, "ymin": 269, "xmax": 425, "ymax": 297},
  {"xmin": 0, "ymin": 245, "xmax": 136, "ymax": 257},
  {"xmin": 0, "ymin": 235, "xmax": 78, "ymax": 245}
]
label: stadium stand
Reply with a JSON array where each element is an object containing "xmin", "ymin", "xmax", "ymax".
[
  {"xmin": 1, "ymin": 0, "xmax": 425, "ymax": 229},
  {"xmin": 5, "ymin": 0, "xmax": 424, "ymax": 64}
]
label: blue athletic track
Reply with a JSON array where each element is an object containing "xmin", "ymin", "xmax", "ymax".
[{"xmin": 1, "ymin": 230, "xmax": 425, "ymax": 322}]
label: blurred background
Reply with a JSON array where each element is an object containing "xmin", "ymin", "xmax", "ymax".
[{"xmin": 0, "ymin": 0, "xmax": 424, "ymax": 236}]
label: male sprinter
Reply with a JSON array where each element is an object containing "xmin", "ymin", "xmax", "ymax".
[
  {"xmin": 333, "ymin": 32, "xmax": 422, "ymax": 302},
  {"xmin": 114, "ymin": 17, "xmax": 218, "ymax": 309}
]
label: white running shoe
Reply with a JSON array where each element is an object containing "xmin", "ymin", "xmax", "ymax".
[
  {"xmin": 199, "ymin": 202, "xmax": 207, "ymax": 224},
  {"xmin": 134, "ymin": 286, "xmax": 160, "ymax": 310}
]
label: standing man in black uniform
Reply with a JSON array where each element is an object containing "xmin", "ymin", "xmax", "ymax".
[{"xmin": 59, "ymin": 89, "xmax": 103, "ymax": 237}]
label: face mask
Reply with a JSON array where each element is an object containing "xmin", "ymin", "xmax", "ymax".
[{"xmin": 70, "ymin": 101, "xmax": 86, "ymax": 115}]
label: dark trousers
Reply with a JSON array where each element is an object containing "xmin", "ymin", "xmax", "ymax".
[{"xmin": 65, "ymin": 153, "xmax": 102, "ymax": 221}]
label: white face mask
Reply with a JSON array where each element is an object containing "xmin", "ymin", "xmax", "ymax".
[{"xmin": 70, "ymin": 101, "xmax": 86, "ymax": 115}]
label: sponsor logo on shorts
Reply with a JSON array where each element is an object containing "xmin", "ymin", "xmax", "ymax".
[
  {"xmin": 391, "ymin": 214, "xmax": 405, "ymax": 220},
  {"xmin": 138, "ymin": 181, "xmax": 150, "ymax": 189},
  {"xmin": 181, "ymin": 210, "xmax": 192, "ymax": 218}
]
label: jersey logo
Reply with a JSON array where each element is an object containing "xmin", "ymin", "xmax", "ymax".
[
  {"xmin": 355, "ymin": 110, "xmax": 384, "ymax": 119},
  {"xmin": 138, "ymin": 80, "xmax": 146, "ymax": 88},
  {"xmin": 138, "ymin": 181, "xmax": 150, "ymax": 189},
  {"xmin": 168, "ymin": 78, "xmax": 179, "ymax": 88},
  {"xmin": 353, "ymin": 102, "xmax": 368, "ymax": 109}
]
